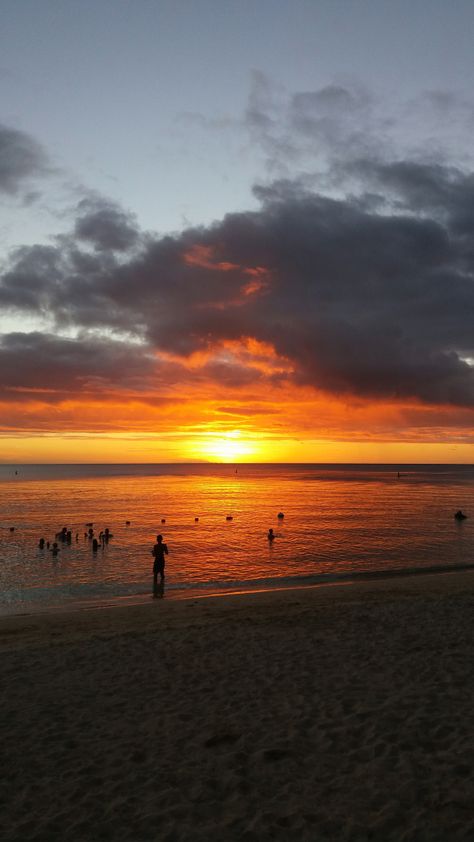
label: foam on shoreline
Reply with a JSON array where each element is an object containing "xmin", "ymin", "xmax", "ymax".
[{"xmin": 2, "ymin": 559, "xmax": 474, "ymax": 621}]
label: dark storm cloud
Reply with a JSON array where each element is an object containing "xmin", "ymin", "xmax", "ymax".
[
  {"xmin": 74, "ymin": 197, "xmax": 140, "ymax": 252},
  {"xmin": 3, "ymin": 174, "xmax": 474, "ymax": 408},
  {"xmin": 2, "ymin": 89, "xmax": 474, "ymax": 410},
  {"xmin": 0, "ymin": 123, "xmax": 50, "ymax": 194},
  {"xmin": 344, "ymin": 159, "xmax": 474, "ymax": 238},
  {"xmin": 0, "ymin": 332, "xmax": 156, "ymax": 401},
  {"xmin": 0, "ymin": 244, "xmax": 64, "ymax": 310}
]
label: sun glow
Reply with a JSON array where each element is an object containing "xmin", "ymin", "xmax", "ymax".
[{"xmin": 198, "ymin": 431, "xmax": 257, "ymax": 463}]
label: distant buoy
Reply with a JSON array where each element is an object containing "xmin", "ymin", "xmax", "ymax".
[
  {"xmin": 194, "ymin": 517, "xmax": 199, "ymax": 522},
  {"xmin": 126, "ymin": 520, "xmax": 131, "ymax": 526},
  {"xmin": 226, "ymin": 515, "xmax": 233, "ymax": 521},
  {"xmin": 9, "ymin": 526, "xmax": 15, "ymax": 532},
  {"xmin": 161, "ymin": 518, "xmax": 166, "ymax": 524}
]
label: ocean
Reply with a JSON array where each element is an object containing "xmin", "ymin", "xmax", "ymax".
[{"xmin": 0, "ymin": 463, "xmax": 473, "ymax": 615}]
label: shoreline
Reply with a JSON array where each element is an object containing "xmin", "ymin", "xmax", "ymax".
[
  {"xmin": 1, "ymin": 565, "xmax": 473, "ymax": 644},
  {"xmin": 2, "ymin": 559, "xmax": 474, "ymax": 622}
]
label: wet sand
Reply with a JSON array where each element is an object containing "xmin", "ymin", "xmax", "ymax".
[{"xmin": 1, "ymin": 572, "xmax": 473, "ymax": 841}]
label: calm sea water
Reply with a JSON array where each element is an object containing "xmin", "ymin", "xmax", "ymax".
[{"xmin": 0, "ymin": 463, "xmax": 473, "ymax": 615}]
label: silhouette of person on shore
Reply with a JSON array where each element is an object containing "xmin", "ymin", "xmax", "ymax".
[{"xmin": 152, "ymin": 534, "xmax": 168, "ymax": 598}]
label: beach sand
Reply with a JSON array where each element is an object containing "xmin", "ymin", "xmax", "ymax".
[{"xmin": 1, "ymin": 573, "xmax": 473, "ymax": 841}]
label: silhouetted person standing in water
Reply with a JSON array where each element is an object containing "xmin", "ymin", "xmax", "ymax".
[{"xmin": 152, "ymin": 534, "xmax": 168, "ymax": 598}]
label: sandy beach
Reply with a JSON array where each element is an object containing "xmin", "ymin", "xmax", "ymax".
[{"xmin": 1, "ymin": 573, "xmax": 473, "ymax": 841}]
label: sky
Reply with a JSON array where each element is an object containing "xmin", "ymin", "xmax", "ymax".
[{"xmin": 1, "ymin": 0, "xmax": 474, "ymax": 463}]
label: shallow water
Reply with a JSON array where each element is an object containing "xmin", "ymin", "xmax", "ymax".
[{"xmin": 0, "ymin": 463, "xmax": 473, "ymax": 614}]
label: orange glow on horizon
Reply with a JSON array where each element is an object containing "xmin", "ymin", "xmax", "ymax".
[
  {"xmin": 2, "ymin": 431, "xmax": 474, "ymax": 465},
  {"xmin": 2, "ymin": 343, "xmax": 474, "ymax": 463},
  {"xmin": 2, "ymin": 390, "xmax": 474, "ymax": 463},
  {"xmin": 192, "ymin": 430, "xmax": 257, "ymax": 463}
]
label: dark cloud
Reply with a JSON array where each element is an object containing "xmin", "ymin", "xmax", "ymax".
[
  {"xmin": 344, "ymin": 159, "xmax": 474, "ymax": 239},
  {"xmin": 2, "ymin": 172, "xmax": 474, "ymax": 409},
  {"xmin": 0, "ymin": 332, "xmax": 156, "ymax": 402},
  {"xmin": 2, "ymin": 89, "xmax": 474, "ymax": 415},
  {"xmin": 244, "ymin": 74, "xmax": 382, "ymax": 177},
  {"xmin": 0, "ymin": 123, "xmax": 50, "ymax": 195},
  {"xmin": 74, "ymin": 197, "xmax": 140, "ymax": 252},
  {"xmin": 0, "ymin": 328, "xmax": 268, "ymax": 406},
  {"xmin": 0, "ymin": 245, "xmax": 63, "ymax": 311},
  {"xmin": 289, "ymin": 84, "xmax": 373, "ymax": 153}
]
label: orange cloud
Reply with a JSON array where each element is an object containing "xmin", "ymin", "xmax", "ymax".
[
  {"xmin": 2, "ymin": 377, "xmax": 474, "ymax": 456},
  {"xmin": 157, "ymin": 336, "xmax": 292, "ymax": 379},
  {"xmin": 183, "ymin": 244, "xmax": 270, "ymax": 309},
  {"xmin": 183, "ymin": 244, "xmax": 239, "ymax": 272}
]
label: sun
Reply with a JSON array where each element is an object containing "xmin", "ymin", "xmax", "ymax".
[{"xmin": 198, "ymin": 431, "xmax": 256, "ymax": 463}]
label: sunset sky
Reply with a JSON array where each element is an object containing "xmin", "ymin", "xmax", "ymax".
[{"xmin": 1, "ymin": 0, "xmax": 474, "ymax": 463}]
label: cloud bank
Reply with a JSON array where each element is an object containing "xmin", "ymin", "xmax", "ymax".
[{"xmin": 1, "ymin": 85, "xmax": 474, "ymax": 442}]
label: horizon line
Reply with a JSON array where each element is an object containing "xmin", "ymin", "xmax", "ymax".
[{"xmin": 1, "ymin": 461, "xmax": 473, "ymax": 468}]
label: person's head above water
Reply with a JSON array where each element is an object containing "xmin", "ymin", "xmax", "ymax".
[{"xmin": 156, "ymin": 534, "xmax": 163, "ymax": 542}]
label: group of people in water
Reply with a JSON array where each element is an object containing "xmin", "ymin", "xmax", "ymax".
[
  {"xmin": 34, "ymin": 520, "xmax": 169, "ymax": 598},
  {"xmin": 10, "ymin": 505, "xmax": 470, "ymax": 599},
  {"xmin": 31, "ymin": 511, "xmax": 284, "ymax": 598},
  {"xmin": 31, "ymin": 512, "xmax": 285, "ymax": 600},
  {"xmin": 37, "ymin": 523, "xmax": 115, "ymax": 556}
]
